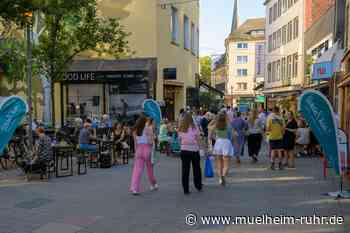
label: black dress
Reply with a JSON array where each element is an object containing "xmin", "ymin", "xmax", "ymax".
[{"xmin": 283, "ymin": 119, "xmax": 298, "ymax": 150}]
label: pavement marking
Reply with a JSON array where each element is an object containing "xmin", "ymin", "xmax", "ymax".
[
  {"xmin": 33, "ymin": 222, "xmax": 82, "ymax": 233},
  {"xmin": 15, "ymin": 198, "xmax": 53, "ymax": 209}
]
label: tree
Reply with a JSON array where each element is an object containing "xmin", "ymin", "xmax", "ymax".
[
  {"xmin": 0, "ymin": 0, "xmax": 131, "ymax": 123},
  {"xmin": 200, "ymin": 56, "xmax": 212, "ymax": 85}
]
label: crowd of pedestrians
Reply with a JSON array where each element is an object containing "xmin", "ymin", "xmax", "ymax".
[{"xmin": 127, "ymin": 105, "xmax": 322, "ymax": 196}]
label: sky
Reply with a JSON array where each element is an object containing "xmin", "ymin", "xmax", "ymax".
[{"xmin": 200, "ymin": 0, "xmax": 266, "ymax": 57}]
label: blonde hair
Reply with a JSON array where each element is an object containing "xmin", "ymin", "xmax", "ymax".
[{"xmin": 248, "ymin": 109, "xmax": 258, "ymax": 125}]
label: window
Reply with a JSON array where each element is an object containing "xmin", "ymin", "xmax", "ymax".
[
  {"xmin": 288, "ymin": 0, "xmax": 293, "ymax": 8},
  {"xmin": 237, "ymin": 69, "xmax": 248, "ymax": 76},
  {"xmin": 269, "ymin": 7, "xmax": 273, "ymax": 24},
  {"xmin": 273, "ymin": 32, "xmax": 277, "ymax": 50},
  {"xmin": 272, "ymin": 61, "xmax": 276, "ymax": 82},
  {"xmin": 268, "ymin": 63, "xmax": 272, "ymax": 82},
  {"xmin": 281, "ymin": 57, "xmax": 286, "ymax": 80},
  {"xmin": 184, "ymin": 15, "xmax": 190, "ymax": 50},
  {"xmin": 277, "ymin": 0, "xmax": 282, "ymax": 17},
  {"xmin": 276, "ymin": 60, "xmax": 281, "ymax": 81},
  {"xmin": 237, "ymin": 83, "xmax": 247, "ymax": 90},
  {"xmin": 195, "ymin": 28, "xmax": 199, "ymax": 55},
  {"xmin": 292, "ymin": 53, "xmax": 298, "ymax": 78},
  {"xmin": 277, "ymin": 29, "xmax": 281, "ymax": 48},
  {"xmin": 282, "ymin": 0, "xmax": 288, "ymax": 12},
  {"xmin": 273, "ymin": 3, "xmax": 277, "ymax": 21},
  {"xmin": 287, "ymin": 55, "xmax": 292, "ymax": 79},
  {"xmin": 237, "ymin": 43, "xmax": 248, "ymax": 49},
  {"xmin": 191, "ymin": 23, "xmax": 195, "ymax": 53},
  {"xmin": 287, "ymin": 21, "xmax": 293, "ymax": 42},
  {"xmin": 171, "ymin": 7, "xmax": 179, "ymax": 43},
  {"xmin": 268, "ymin": 35, "xmax": 273, "ymax": 52},
  {"xmin": 237, "ymin": 56, "xmax": 248, "ymax": 64},
  {"xmin": 293, "ymin": 17, "xmax": 299, "ymax": 39},
  {"xmin": 282, "ymin": 25, "xmax": 287, "ymax": 45}
]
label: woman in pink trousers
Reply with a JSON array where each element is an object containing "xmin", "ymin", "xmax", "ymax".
[{"xmin": 130, "ymin": 115, "xmax": 158, "ymax": 195}]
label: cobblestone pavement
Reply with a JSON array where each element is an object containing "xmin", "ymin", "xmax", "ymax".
[{"xmin": 0, "ymin": 147, "xmax": 349, "ymax": 233}]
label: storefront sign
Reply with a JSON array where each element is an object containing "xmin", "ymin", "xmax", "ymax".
[
  {"xmin": 63, "ymin": 72, "xmax": 96, "ymax": 82},
  {"xmin": 299, "ymin": 90, "xmax": 340, "ymax": 175},
  {"xmin": 61, "ymin": 71, "xmax": 147, "ymax": 83},
  {"xmin": 312, "ymin": 62, "xmax": 334, "ymax": 80},
  {"xmin": 0, "ymin": 96, "xmax": 28, "ymax": 156}
]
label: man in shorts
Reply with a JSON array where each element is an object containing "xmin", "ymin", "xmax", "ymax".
[{"xmin": 266, "ymin": 106, "xmax": 285, "ymax": 170}]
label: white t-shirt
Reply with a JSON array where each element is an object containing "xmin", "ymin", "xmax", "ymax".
[{"xmin": 296, "ymin": 128, "xmax": 310, "ymax": 145}]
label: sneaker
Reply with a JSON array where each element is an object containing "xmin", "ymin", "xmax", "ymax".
[
  {"xmin": 150, "ymin": 184, "xmax": 159, "ymax": 191},
  {"xmin": 278, "ymin": 162, "xmax": 284, "ymax": 170},
  {"xmin": 219, "ymin": 177, "xmax": 223, "ymax": 185},
  {"xmin": 221, "ymin": 176, "xmax": 226, "ymax": 186},
  {"xmin": 270, "ymin": 163, "xmax": 275, "ymax": 170},
  {"xmin": 131, "ymin": 190, "xmax": 140, "ymax": 195}
]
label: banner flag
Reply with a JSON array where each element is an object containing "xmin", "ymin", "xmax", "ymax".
[
  {"xmin": 143, "ymin": 99, "xmax": 162, "ymax": 133},
  {"xmin": 0, "ymin": 96, "xmax": 28, "ymax": 156},
  {"xmin": 298, "ymin": 90, "xmax": 340, "ymax": 175}
]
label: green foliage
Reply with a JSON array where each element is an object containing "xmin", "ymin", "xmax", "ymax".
[
  {"xmin": 0, "ymin": 0, "xmax": 131, "ymax": 82},
  {"xmin": 199, "ymin": 92, "xmax": 222, "ymax": 111},
  {"xmin": 200, "ymin": 56, "xmax": 212, "ymax": 85},
  {"xmin": 0, "ymin": 39, "xmax": 26, "ymax": 82}
]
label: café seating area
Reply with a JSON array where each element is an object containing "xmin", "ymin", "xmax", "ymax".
[{"xmin": 0, "ymin": 123, "xmax": 134, "ymax": 181}]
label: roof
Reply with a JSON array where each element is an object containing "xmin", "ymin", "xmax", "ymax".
[
  {"xmin": 226, "ymin": 18, "xmax": 265, "ymax": 42},
  {"xmin": 212, "ymin": 54, "xmax": 226, "ymax": 71},
  {"xmin": 68, "ymin": 58, "xmax": 157, "ymax": 72}
]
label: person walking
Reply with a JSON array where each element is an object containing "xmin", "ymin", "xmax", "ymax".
[
  {"xmin": 130, "ymin": 115, "xmax": 158, "ymax": 195},
  {"xmin": 246, "ymin": 109, "xmax": 264, "ymax": 163},
  {"xmin": 231, "ymin": 112, "xmax": 248, "ymax": 163},
  {"xmin": 212, "ymin": 113, "xmax": 236, "ymax": 186},
  {"xmin": 266, "ymin": 106, "xmax": 285, "ymax": 170},
  {"xmin": 296, "ymin": 119, "xmax": 310, "ymax": 157},
  {"xmin": 283, "ymin": 111, "xmax": 298, "ymax": 168},
  {"xmin": 178, "ymin": 113, "xmax": 202, "ymax": 195}
]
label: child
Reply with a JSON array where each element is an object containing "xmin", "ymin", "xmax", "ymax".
[{"xmin": 158, "ymin": 119, "xmax": 170, "ymax": 156}]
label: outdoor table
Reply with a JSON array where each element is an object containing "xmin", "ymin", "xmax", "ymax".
[{"xmin": 53, "ymin": 144, "xmax": 74, "ymax": 178}]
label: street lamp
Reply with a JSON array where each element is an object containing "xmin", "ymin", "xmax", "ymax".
[{"xmin": 24, "ymin": 11, "xmax": 33, "ymax": 152}]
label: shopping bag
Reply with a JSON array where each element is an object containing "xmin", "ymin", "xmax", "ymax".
[
  {"xmin": 204, "ymin": 156, "xmax": 214, "ymax": 178},
  {"xmin": 151, "ymin": 144, "xmax": 159, "ymax": 165}
]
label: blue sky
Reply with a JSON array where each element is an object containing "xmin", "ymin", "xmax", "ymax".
[{"xmin": 200, "ymin": 0, "xmax": 266, "ymax": 56}]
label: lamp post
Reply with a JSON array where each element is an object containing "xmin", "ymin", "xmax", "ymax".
[{"xmin": 24, "ymin": 12, "xmax": 33, "ymax": 152}]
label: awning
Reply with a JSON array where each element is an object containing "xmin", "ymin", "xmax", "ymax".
[
  {"xmin": 254, "ymin": 83, "xmax": 264, "ymax": 91},
  {"xmin": 164, "ymin": 80, "xmax": 184, "ymax": 87},
  {"xmin": 263, "ymin": 85, "xmax": 302, "ymax": 96},
  {"xmin": 199, "ymin": 80, "xmax": 224, "ymax": 97}
]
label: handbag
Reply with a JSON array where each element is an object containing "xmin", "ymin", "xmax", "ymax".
[{"xmin": 204, "ymin": 156, "xmax": 214, "ymax": 178}]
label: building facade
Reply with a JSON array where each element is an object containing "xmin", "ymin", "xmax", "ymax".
[
  {"xmin": 339, "ymin": 0, "xmax": 350, "ymax": 140},
  {"xmin": 264, "ymin": 0, "xmax": 305, "ymax": 111},
  {"xmin": 225, "ymin": 18, "xmax": 266, "ymax": 110},
  {"xmin": 211, "ymin": 54, "xmax": 227, "ymax": 93},
  {"xmin": 53, "ymin": 0, "xmax": 200, "ymax": 125}
]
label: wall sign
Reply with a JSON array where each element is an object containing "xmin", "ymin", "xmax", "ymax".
[
  {"xmin": 312, "ymin": 62, "xmax": 334, "ymax": 80},
  {"xmin": 59, "ymin": 71, "xmax": 148, "ymax": 83}
]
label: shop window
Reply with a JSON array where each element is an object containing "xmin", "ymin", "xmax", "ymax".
[{"xmin": 164, "ymin": 68, "xmax": 177, "ymax": 80}]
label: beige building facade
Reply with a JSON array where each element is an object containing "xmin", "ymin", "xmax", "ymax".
[
  {"xmin": 53, "ymin": 0, "xmax": 200, "ymax": 124},
  {"xmin": 263, "ymin": 0, "xmax": 305, "ymax": 111},
  {"xmin": 225, "ymin": 18, "xmax": 266, "ymax": 109}
]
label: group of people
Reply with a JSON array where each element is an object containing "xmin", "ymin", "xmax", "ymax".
[{"xmin": 128, "ymin": 105, "xmax": 319, "ymax": 196}]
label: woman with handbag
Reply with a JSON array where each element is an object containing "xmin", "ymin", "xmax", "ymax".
[
  {"xmin": 178, "ymin": 113, "xmax": 203, "ymax": 195},
  {"xmin": 130, "ymin": 115, "xmax": 158, "ymax": 195}
]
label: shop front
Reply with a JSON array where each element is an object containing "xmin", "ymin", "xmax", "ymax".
[
  {"xmin": 263, "ymin": 86, "xmax": 302, "ymax": 113},
  {"xmin": 53, "ymin": 59, "xmax": 157, "ymax": 126},
  {"xmin": 163, "ymin": 80, "xmax": 184, "ymax": 122}
]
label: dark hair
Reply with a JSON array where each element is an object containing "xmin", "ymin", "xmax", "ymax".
[
  {"xmin": 180, "ymin": 108, "xmax": 185, "ymax": 114},
  {"xmin": 85, "ymin": 118, "xmax": 92, "ymax": 124},
  {"xmin": 273, "ymin": 106, "xmax": 280, "ymax": 113},
  {"xmin": 236, "ymin": 112, "xmax": 241, "ymax": 117},
  {"xmin": 134, "ymin": 115, "xmax": 147, "ymax": 136},
  {"xmin": 216, "ymin": 113, "xmax": 227, "ymax": 130}
]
